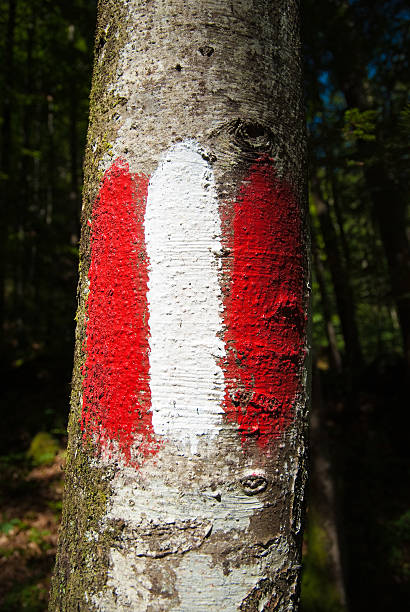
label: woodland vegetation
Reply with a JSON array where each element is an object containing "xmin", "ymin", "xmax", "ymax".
[{"xmin": 0, "ymin": 0, "xmax": 409, "ymax": 610}]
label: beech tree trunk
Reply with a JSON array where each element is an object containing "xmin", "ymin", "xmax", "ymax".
[{"xmin": 50, "ymin": 1, "xmax": 310, "ymax": 610}]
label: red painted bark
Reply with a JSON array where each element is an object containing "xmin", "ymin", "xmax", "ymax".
[
  {"xmin": 223, "ymin": 158, "xmax": 305, "ymax": 445},
  {"xmin": 81, "ymin": 160, "xmax": 156, "ymax": 463},
  {"xmin": 81, "ymin": 156, "xmax": 305, "ymax": 461}
]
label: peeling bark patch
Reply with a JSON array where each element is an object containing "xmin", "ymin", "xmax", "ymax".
[
  {"xmin": 81, "ymin": 159, "xmax": 157, "ymax": 464},
  {"xmin": 175, "ymin": 552, "xmax": 272, "ymax": 612},
  {"xmin": 118, "ymin": 519, "xmax": 213, "ymax": 558},
  {"xmin": 223, "ymin": 158, "xmax": 305, "ymax": 445}
]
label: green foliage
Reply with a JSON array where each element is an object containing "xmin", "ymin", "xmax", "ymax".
[
  {"xmin": 1, "ymin": 582, "xmax": 48, "ymax": 612},
  {"xmin": 27, "ymin": 432, "xmax": 59, "ymax": 466},
  {"xmin": 302, "ymin": 0, "xmax": 409, "ymax": 370},
  {"xmin": 47, "ymin": 499, "xmax": 63, "ymax": 522},
  {"xmin": 343, "ymin": 108, "xmax": 377, "ymax": 143},
  {"xmin": 388, "ymin": 511, "xmax": 410, "ymax": 582},
  {"xmin": 27, "ymin": 527, "xmax": 52, "ymax": 551},
  {"xmin": 0, "ymin": 517, "xmax": 28, "ymax": 535},
  {"xmin": 301, "ymin": 510, "xmax": 346, "ymax": 612},
  {"xmin": 399, "ymin": 104, "xmax": 410, "ymax": 137}
]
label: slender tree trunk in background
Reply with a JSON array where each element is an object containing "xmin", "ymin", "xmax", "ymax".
[
  {"xmin": 68, "ymin": 25, "xmax": 81, "ymax": 225},
  {"xmin": 69, "ymin": 86, "xmax": 80, "ymax": 209},
  {"xmin": 21, "ymin": 13, "xmax": 35, "ymax": 306},
  {"xmin": 311, "ymin": 228, "xmax": 342, "ymax": 373},
  {"xmin": 365, "ymin": 164, "xmax": 410, "ymax": 373},
  {"xmin": 0, "ymin": 0, "xmax": 17, "ymax": 347},
  {"xmin": 305, "ymin": 368, "xmax": 348, "ymax": 611},
  {"xmin": 50, "ymin": 1, "xmax": 310, "ymax": 610},
  {"xmin": 45, "ymin": 94, "xmax": 55, "ymax": 226},
  {"xmin": 335, "ymin": 21, "xmax": 410, "ymax": 373},
  {"xmin": 0, "ymin": 0, "xmax": 16, "ymax": 174},
  {"xmin": 327, "ymin": 166, "xmax": 351, "ymax": 270},
  {"xmin": 311, "ymin": 179, "xmax": 362, "ymax": 376}
]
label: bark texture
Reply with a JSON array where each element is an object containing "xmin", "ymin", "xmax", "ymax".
[{"xmin": 50, "ymin": 1, "xmax": 310, "ymax": 610}]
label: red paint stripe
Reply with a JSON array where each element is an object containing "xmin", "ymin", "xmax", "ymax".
[
  {"xmin": 81, "ymin": 155, "xmax": 304, "ymax": 461},
  {"xmin": 81, "ymin": 159, "xmax": 157, "ymax": 463},
  {"xmin": 223, "ymin": 158, "xmax": 305, "ymax": 445}
]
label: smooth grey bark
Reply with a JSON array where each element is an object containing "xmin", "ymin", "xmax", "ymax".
[{"xmin": 50, "ymin": 1, "xmax": 310, "ymax": 610}]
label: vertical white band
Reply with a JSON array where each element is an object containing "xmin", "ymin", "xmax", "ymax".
[{"xmin": 145, "ymin": 140, "xmax": 225, "ymax": 452}]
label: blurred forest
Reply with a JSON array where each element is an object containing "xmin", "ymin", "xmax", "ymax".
[{"xmin": 0, "ymin": 0, "xmax": 409, "ymax": 610}]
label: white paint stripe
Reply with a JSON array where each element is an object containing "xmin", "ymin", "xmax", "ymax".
[{"xmin": 145, "ymin": 140, "xmax": 225, "ymax": 451}]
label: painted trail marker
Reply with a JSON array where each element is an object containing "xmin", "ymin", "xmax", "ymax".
[{"xmin": 81, "ymin": 142, "xmax": 304, "ymax": 464}]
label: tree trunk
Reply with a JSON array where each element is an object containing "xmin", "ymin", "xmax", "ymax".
[
  {"xmin": 50, "ymin": 1, "xmax": 310, "ymax": 610},
  {"xmin": 311, "ymin": 178, "xmax": 362, "ymax": 375},
  {"xmin": 0, "ymin": 0, "xmax": 17, "ymax": 348},
  {"xmin": 311, "ymin": 228, "xmax": 342, "ymax": 373},
  {"xmin": 326, "ymin": 163, "xmax": 351, "ymax": 271},
  {"xmin": 365, "ymin": 163, "xmax": 410, "ymax": 373},
  {"xmin": 302, "ymin": 368, "xmax": 348, "ymax": 611},
  {"xmin": 328, "ymin": 1, "xmax": 410, "ymax": 372}
]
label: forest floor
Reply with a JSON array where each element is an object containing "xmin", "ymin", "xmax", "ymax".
[
  {"xmin": 0, "ymin": 358, "xmax": 409, "ymax": 611},
  {"xmin": 0, "ymin": 448, "xmax": 65, "ymax": 612}
]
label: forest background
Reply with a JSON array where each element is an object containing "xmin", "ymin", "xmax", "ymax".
[{"xmin": 0, "ymin": 0, "xmax": 409, "ymax": 610}]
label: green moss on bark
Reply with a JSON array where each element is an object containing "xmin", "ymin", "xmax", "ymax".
[{"xmin": 48, "ymin": 1, "xmax": 133, "ymax": 609}]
